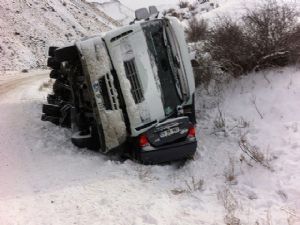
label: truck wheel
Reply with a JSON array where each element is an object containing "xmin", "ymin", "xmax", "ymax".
[
  {"xmin": 42, "ymin": 104, "xmax": 61, "ymax": 117},
  {"xmin": 41, "ymin": 114, "xmax": 60, "ymax": 125},
  {"xmin": 53, "ymin": 80, "xmax": 71, "ymax": 102},
  {"xmin": 48, "ymin": 46, "xmax": 58, "ymax": 57},
  {"xmin": 71, "ymin": 125, "xmax": 100, "ymax": 151},
  {"xmin": 47, "ymin": 57, "xmax": 61, "ymax": 70},
  {"xmin": 54, "ymin": 45, "xmax": 78, "ymax": 63}
]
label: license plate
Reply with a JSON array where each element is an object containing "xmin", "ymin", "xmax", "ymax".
[{"xmin": 159, "ymin": 127, "xmax": 180, "ymax": 138}]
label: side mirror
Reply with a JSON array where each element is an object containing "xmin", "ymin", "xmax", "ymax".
[
  {"xmin": 135, "ymin": 8, "xmax": 150, "ymax": 20},
  {"xmin": 149, "ymin": 6, "xmax": 159, "ymax": 17}
]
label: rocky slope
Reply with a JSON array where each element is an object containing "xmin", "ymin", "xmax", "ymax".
[{"xmin": 0, "ymin": 0, "xmax": 126, "ymax": 71}]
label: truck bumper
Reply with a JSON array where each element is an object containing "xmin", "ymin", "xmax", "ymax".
[{"xmin": 136, "ymin": 140, "xmax": 197, "ymax": 164}]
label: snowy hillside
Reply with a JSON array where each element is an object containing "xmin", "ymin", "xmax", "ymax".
[
  {"xmin": 0, "ymin": 67, "xmax": 299, "ymax": 224},
  {"xmin": 0, "ymin": 0, "xmax": 122, "ymax": 71},
  {"xmin": 87, "ymin": 0, "xmax": 134, "ymax": 25},
  {"xmin": 162, "ymin": 0, "xmax": 300, "ymax": 25}
]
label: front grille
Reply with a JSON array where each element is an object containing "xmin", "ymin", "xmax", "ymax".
[{"xmin": 124, "ymin": 59, "xmax": 144, "ymax": 104}]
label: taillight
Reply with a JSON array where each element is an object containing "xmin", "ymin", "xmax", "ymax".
[
  {"xmin": 139, "ymin": 134, "xmax": 150, "ymax": 147},
  {"xmin": 187, "ymin": 126, "xmax": 196, "ymax": 138}
]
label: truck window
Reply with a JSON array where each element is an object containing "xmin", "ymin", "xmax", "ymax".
[
  {"xmin": 142, "ymin": 20, "xmax": 181, "ymax": 116},
  {"xmin": 124, "ymin": 59, "xmax": 144, "ymax": 104}
]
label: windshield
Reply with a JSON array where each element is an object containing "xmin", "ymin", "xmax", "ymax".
[{"xmin": 142, "ymin": 20, "xmax": 182, "ymax": 116}]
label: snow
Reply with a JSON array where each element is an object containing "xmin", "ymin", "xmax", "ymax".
[
  {"xmin": 87, "ymin": 0, "xmax": 134, "ymax": 25},
  {"xmin": 196, "ymin": 0, "xmax": 300, "ymax": 25},
  {"xmin": 0, "ymin": 66, "xmax": 300, "ymax": 224},
  {"xmin": 0, "ymin": 0, "xmax": 121, "ymax": 71}
]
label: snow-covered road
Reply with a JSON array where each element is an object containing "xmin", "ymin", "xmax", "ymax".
[
  {"xmin": 0, "ymin": 68, "xmax": 299, "ymax": 225},
  {"xmin": 0, "ymin": 71, "xmax": 215, "ymax": 225}
]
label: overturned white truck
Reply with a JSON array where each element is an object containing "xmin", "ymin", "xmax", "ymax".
[{"xmin": 42, "ymin": 7, "xmax": 197, "ymax": 164}]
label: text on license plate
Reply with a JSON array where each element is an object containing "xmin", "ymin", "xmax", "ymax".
[{"xmin": 159, "ymin": 127, "xmax": 180, "ymax": 138}]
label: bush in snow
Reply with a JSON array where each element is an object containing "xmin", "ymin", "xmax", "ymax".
[
  {"xmin": 185, "ymin": 17, "xmax": 208, "ymax": 42},
  {"xmin": 164, "ymin": 8, "xmax": 183, "ymax": 20},
  {"xmin": 178, "ymin": 1, "xmax": 189, "ymax": 9},
  {"xmin": 206, "ymin": 17, "xmax": 253, "ymax": 77},
  {"xmin": 243, "ymin": 0, "xmax": 300, "ymax": 71},
  {"xmin": 206, "ymin": 0, "xmax": 300, "ymax": 77},
  {"xmin": 190, "ymin": 42, "xmax": 226, "ymax": 87},
  {"xmin": 188, "ymin": 4, "xmax": 196, "ymax": 11}
]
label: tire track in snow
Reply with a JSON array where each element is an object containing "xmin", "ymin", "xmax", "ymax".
[{"xmin": 0, "ymin": 71, "xmax": 48, "ymax": 97}]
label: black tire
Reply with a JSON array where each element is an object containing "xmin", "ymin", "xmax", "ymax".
[
  {"xmin": 47, "ymin": 94, "xmax": 59, "ymax": 105},
  {"xmin": 47, "ymin": 57, "xmax": 60, "ymax": 70},
  {"xmin": 49, "ymin": 70, "xmax": 61, "ymax": 79},
  {"xmin": 48, "ymin": 46, "xmax": 58, "ymax": 57},
  {"xmin": 71, "ymin": 125, "xmax": 100, "ymax": 150},
  {"xmin": 41, "ymin": 114, "xmax": 60, "ymax": 125},
  {"xmin": 53, "ymin": 80, "xmax": 71, "ymax": 101},
  {"xmin": 42, "ymin": 104, "xmax": 61, "ymax": 117},
  {"xmin": 54, "ymin": 45, "xmax": 78, "ymax": 63}
]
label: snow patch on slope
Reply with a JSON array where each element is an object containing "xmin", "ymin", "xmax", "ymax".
[
  {"xmin": 0, "ymin": 0, "xmax": 120, "ymax": 71},
  {"xmin": 87, "ymin": 0, "xmax": 134, "ymax": 25}
]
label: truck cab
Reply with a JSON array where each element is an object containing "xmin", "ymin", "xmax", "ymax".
[{"xmin": 42, "ymin": 7, "xmax": 197, "ymax": 164}]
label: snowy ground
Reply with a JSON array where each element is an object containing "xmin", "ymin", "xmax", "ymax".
[{"xmin": 0, "ymin": 67, "xmax": 299, "ymax": 225}]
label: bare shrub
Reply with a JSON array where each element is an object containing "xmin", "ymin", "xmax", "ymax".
[
  {"xmin": 186, "ymin": 17, "xmax": 208, "ymax": 42},
  {"xmin": 190, "ymin": 42, "xmax": 228, "ymax": 87},
  {"xmin": 171, "ymin": 177, "xmax": 204, "ymax": 195},
  {"xmin": 178, "ymin": 1, "xmax": 189, "ymax": 9},
  {"xmin": 250, "ymin": 95, "xmax": 264, "ymax": 119},
  {"xmin": 224, "ymin": 158, "xmax": 237, "ymax": 185},
  {"xmin": 229, "ymin": 117, "xmax": 250, "ymax": 131},
  {"xmin": 213, "ymin": 105, "xmax": 226, "ymax": 132},
  {"xmin": 206, "ymin": 0, "xmax": 300, "ymax": 76},
  {"xmin": 188, "ymin": 4, "xmax": 196, "ymax": 11},
  {"xmin": 218, "ymin": 188, "xmax": 241, "ymax": 225},
  {"xmin": 192, "ymin": 56, "xmax": 214, "ymax": 87},
  {"xmin": 244, "ymin": 0, "xmax": 300, "ymax": 70},
  {"xmin": 184, "ymin": 177, "xmax": 204, "ymax": 192},
  {"xmin": 206, "ymin": 17, "xmax": 253, "ymax": 77},
  {"xmin": 166, "ymin": 8, "xmax": 183, "ymax": 20},
  {"xmin": 239, "ymin": 134, "xmax": 272, "ymax": 170}
]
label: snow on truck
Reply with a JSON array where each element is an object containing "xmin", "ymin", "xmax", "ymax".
[{"xmin": 41, "ymin": 7, "xmax": 197, "ymax": 164}]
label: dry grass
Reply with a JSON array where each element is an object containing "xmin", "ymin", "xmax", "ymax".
[
  {"xmin": 218, "ymin": 188, "xmax": 241, "ymax": 225},
  {"xmin": 250, "ymin": 95, "xmax": 264, "ymax": 119},
  {"xmin": 171, "ymin": 176, "xmax": 204, "ymax": 195},
  {"xmin": 224, "ymin": 158, "xmax": 237, "ymax": 185},
  {"xmin": 185, "ymin": 17, "xmax": 208, "ymax": 42},
  {"xmin": 213, "ymin": 105, "xmax": 226, "ymax": 133},
  {"xmin": 188, "ymin": 4, "xmax": 196, "ymax": 11},
  {"xmin": 239, "ymin": 134, "xmax": 272, "ymax": 170},
  {"xmin": 178, "ymin": 1, "xmax": 189, "ymax": 9}
]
